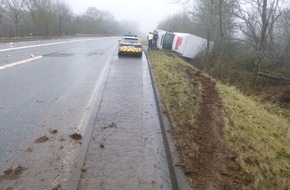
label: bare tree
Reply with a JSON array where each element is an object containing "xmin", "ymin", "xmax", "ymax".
[
  {"xmin": 277, "ymin": 8, "xmax": 290, "ymax": 59},
  {"xmin": 216, "ymin": 0, "xmax": 239, "ymax": 77},
  {"xmin": 170, "ymin": 0, "xmax": 237, "ymax": 75},
  {"xmin": 53, "ymin": 0, "xmax": 71, "ymax": 35},
  {"xmin": 235, "ymin": 0, "xmax": 283, "ymax": 89},
  {"xmin": 0, "ymin": 0, "xmax": 6, "ymax": 37},
  {"xmin": 0, "ymin": 0, "xmax": 130, "ymax": 37},
  {"xmin": 188, "ymin": 0, "xmax": 219, "ymax": 70},
  {"xmin": 3, "ymin": 0, "xmax": 26, "ymax": 37},
  {"xmin": 83, "ymin": 7, "xmax": 123, "ymax": 34},
  {"xmin": 217, "ymin": 0, "xmax": 224, "ymax": 78},
  {"xmin": 157, "ymin": 11, "xmax": 194, "ymax": 33},
  {"xmin": 84, "ymin": 7, "xmax": 103, "ymax": 34},
  {"xmin": 71, "ymin": 7, "xmax": 128, "ymax": 35},
  {"xmin": 25, "ymin": 0, "xmax": 54, "ymax": 36}
]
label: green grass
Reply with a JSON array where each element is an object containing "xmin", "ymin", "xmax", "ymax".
[
  {"xmin": 150, "ymin": 50, "xmax": 290, "ymax": 190},
  {"xmin": 150, "ymin": 51, "xmax": 203, "ymax": 167},
  {"xmin": 150, "ymin": 51, "xmax": 202, "ymax": 126},
  {"xmin": 219, "ymin": 84, "xmax": 290, "ymax": 189}
]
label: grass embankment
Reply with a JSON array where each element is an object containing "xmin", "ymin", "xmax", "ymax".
[
  {"xmin": 150, "ymin": 50, "xmax": 203, "ymax": 158},
  {"xmin": 149, "ymin": 50, "xmax": 290, "ymax": 189}
]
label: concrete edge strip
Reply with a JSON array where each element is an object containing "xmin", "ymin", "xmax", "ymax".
[
  {"xmin": 76, "ymin": 52, "xmax": 113, "ymax": 136},
  {"xmin": 66, "ymin": 45, "xmax": 118, "ymax": 190},
  {"xmin": 0, "ymin": 56, "xmax": 43, "ymax": 71},
  {"xmin": 145, "ymin": 51, "xmax": 192, "ymax": 190}
]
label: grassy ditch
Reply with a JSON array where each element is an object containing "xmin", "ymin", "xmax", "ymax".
[{"xmin": 149, "ymin": 50, "xmax": 290, "ymax": 189}]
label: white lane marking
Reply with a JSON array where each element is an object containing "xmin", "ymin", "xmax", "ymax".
[
  {"xmin": 0, "ymin": 37, "xmax": 118, "ymax": 71},
  {"xmin": 0, "ymin": 39, "xmax": 85, "ymax": 52},
  {"xmin": 0, "ymin": 38, "xmax": 113, "ymax": 52},
  {"xmin": 76, "ymin": 54, "xmax": 113, "ymax": 136},
  {"xmin": 0, "ymin": 56, "xmax": 43, "ymax": 71}
]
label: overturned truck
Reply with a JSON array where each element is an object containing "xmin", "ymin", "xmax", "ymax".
[{"xmin": 155, "ymin": 30, "xmax": 214, "ymax": 59}]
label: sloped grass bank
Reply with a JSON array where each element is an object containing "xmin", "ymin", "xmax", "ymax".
[
  {"xmin": 219, "ymin": 84, "xmax": 290, "ymax": 189},
  {"xmin": 149, "ymin": 50, "xmax": 290, "ymax": 189},
  {"xmin": 149, "ymin": 50, "xmax": 202, "ymax": 159}
]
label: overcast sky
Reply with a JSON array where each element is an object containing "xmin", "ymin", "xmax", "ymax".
[{"xmin": 65, "ymin": 0, "xmax": 183, "ymax": 33}]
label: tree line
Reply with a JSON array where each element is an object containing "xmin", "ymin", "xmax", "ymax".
[
  {"xmin": 0, "ymin": 0, "xmax": 139, "ymax": 38},
  {"xmin": 159, "ymin": 0, "xmax": 290, "ymax": 91}
]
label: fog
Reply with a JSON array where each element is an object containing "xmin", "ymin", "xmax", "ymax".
[{"xmin": 65, "ymin": 0, "xmax": 183, "ymax": 33}]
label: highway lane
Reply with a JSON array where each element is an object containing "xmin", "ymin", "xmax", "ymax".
[
  {"xmin": 0, "ymin": 38, "xmax": 63, "ymax": 50},
  {"xmin": 0, "ymin": 37, "xmax": 118, "ymax": 172},
  {"xmin": 0, "ymin": 38, "xmax": 175, "ymax": 190},
  {"xmin": 0, "ymin": 38, "xmax": 106, "ymax": 66}
]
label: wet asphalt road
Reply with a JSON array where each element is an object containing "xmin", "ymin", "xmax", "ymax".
[
  {"xmin": 0, "ymin": 38, "xmax": 172, "ymax": 189},
  {"xmin": 0, "ymin": 37, "xmax": 118, "ymax": 170}
]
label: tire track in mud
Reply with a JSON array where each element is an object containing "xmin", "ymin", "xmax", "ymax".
[{"xmin": 188, "ymin": 70, "xmax": 252, "ymax": 190}]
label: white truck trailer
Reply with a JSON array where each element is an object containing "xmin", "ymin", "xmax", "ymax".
[
  {"xmin": 155, "ymin": 30, "xmax": 214, "ymax": 59},
  {"xmin": 172, "ymin": 32, "xmax": 213, "ymax": 59}
]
